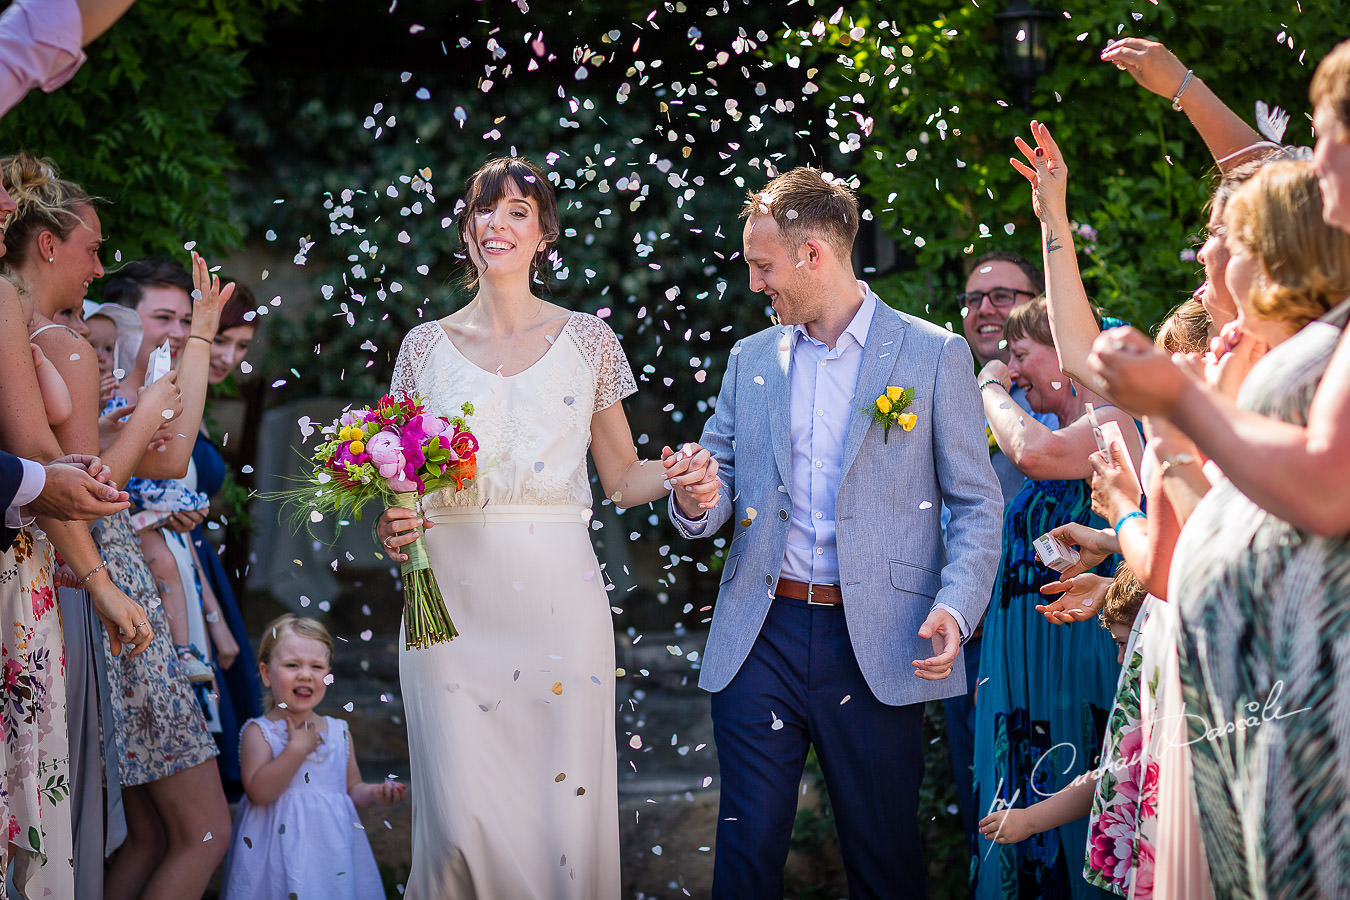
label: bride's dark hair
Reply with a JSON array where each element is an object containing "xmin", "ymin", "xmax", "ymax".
[{"xmin": 456, "ymin": 156, "xmax": 560, "ymax": 291}]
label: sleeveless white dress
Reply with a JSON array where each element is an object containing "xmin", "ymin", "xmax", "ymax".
[
  {"xmin": 390, "ymin": 313, "xmax": 634, "ymax": 900},
  {"xmin": 220, "ymin": 715, "xmax": 383, "ymax": 899}
]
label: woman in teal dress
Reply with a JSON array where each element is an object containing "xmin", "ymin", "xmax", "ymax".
[{"xmin": 971, "ymin": 298, "xmax": 1140, "ymax": 899}]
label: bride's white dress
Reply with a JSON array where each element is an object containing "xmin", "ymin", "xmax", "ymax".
[{"xmin": 390, "ymin": 313, "xmax": 632, "ymax": 900}]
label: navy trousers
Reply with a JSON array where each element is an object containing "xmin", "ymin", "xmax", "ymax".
[{"xmin": 710, "ymin": 595, "xmax": 927, "ymax": 900}]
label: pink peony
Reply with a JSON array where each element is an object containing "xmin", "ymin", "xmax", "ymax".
[
  {"xmin": 367, "ymin": 432, "xmax": 419, "ymax": 493},
  {"xmin": 1087, "ymin": 802, "xmax": 1136, "ymax": 888}
]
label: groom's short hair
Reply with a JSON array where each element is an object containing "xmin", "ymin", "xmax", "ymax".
[{"xmin": 741, "ymin": 167, "xmax": 859, "ymax": 259}]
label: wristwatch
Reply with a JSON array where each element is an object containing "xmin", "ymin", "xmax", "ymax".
[{"xmin": 1158, "ymin": 452, "xmax": 1197, "ymax": 477}]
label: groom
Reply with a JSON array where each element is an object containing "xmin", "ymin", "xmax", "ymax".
[{"xmin": 669, "ymin": 167, "xmax": 1003, "ymax": 899}]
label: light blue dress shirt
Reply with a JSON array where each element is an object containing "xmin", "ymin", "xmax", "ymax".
[{"xmin": 674, "ymin": 287, "xmax": 974, "ymax": 636}]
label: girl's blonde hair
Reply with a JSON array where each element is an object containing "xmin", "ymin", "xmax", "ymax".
[
  {"xmin": 1100, "ymin": 561, "xmax": 1146, "ymax": 631},
  {"xmin": 1226, "ymin": 160, "xmax": 1350, "ymax": 331},
  {"xmin": 0, "ymin": 152, "xmax": 96, "ymax": 268},
  {"xmin": 257, "ymin": 614, "xmax": 333, "ymax": 709},
  {"xmin": 1155, "ymin": 298, "xmax": 1210, "ymax": 354}
]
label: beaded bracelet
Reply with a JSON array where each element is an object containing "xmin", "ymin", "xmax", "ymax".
[
  {"xmin": 79, "ymin": 560, "xmax": 108, "ymax": 585},
  {"xmin": 1114, "ymin": 510, "xmax": 1147, "ymax": 534},
  {"xmin": 978, "ymin": 379, "xmax": 1006, "ymax": 393}
]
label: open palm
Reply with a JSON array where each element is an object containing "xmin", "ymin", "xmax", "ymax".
[
  {"xmin": 1010, "ymin": 119, "xmax": 1070, "ymax": 221},
  {"xmin": 1035, "ymin": 572, "xmax": 1111, "ymax": 625}
]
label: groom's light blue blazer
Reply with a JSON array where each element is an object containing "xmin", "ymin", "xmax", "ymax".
[{"xmin": 673, "ymin": 298, "xmax": 1004, "ymax": 706}]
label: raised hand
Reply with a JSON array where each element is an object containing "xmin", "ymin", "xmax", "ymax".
[
  {"xmin": 138, "ymin": 369, "xmax": 183, "ymax": 421},
  {"xmin": 1100, "ymin": 37, "xmax": 1190, "ymax": 101},
  {"xmin": 978, "ymin": 358, "xmax": 1012, "ymax": 393},
  {"xmin": 1035, "ymin": 572, "xmax": 1112, "ymax": 624},
  {"xmin": 188, "ymin": 250, "xmax": 235, "ymax": 342},
  {"xmin": 1204, "ymin": 320, "xmax": 1265, "ymax": 400},
  {"xmin": 1010, "ymin": 119, "xmax": 1069, "ymax": 221}
]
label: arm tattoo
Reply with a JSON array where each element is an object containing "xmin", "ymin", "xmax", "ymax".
[{"xmin": 1046, "ymin": 229, "xmax": 1063, "ymax": 253}]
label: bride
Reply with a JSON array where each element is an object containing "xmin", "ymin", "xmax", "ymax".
[{"xmin": 375, "ymin": 156, "xmax": 719, "ymax": 899}]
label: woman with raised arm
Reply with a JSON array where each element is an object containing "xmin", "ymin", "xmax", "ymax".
[
  {"xmin": 1091, "ymin": 40, "xmax": 1350, "ymax": 536},
  {"xmin": 373, "ymin": 157, "xmax": 717, "ymax": 899},
  {"xmin": 1100, "ymin": 37, "xmax": 1265, "ymax": 170},
  {"xmin": 1010, "ymin": 121, "xmax": 1217, "ymax": 598},
  {"xmin": 970, "ymin": 296, "xmax": 1141, "ymax": 900},
  {"xmin": 1150, "ymin": 159, "xmax": 1350, "ymax": 899},
  {"xmin": 2, "ymin": 153, "xmax": 232, "ymax": 900}
]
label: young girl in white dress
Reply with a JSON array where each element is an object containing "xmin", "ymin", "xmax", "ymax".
[{"xmin": 221, "ymin": 614, "xmax": 406, "ymax": 899}]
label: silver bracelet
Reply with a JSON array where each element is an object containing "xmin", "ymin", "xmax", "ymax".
[
  {"xmin": 78, "ymin": 560, "xmax": 108, "ymax": 585},
  {"xmin": 1171, "ymin": 69, "xmax": 1194, "ymax": 111}
]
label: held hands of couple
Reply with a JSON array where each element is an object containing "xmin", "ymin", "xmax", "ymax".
[{"xmin": 662, "ymin": 442, "xmax": 721, "ymax": 518}]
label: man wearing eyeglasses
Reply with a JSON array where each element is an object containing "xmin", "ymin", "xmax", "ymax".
[{"xmin": 945, "ymin": 250, "xmax": 1057, "ymax": 865}]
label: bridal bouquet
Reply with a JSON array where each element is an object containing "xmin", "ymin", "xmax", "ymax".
[{"xmin": 284, "ymin": 392, "xmax": 478, "ymax": 649}]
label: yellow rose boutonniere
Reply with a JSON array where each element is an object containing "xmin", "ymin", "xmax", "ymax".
[{"xmin": 869, "ymin": 386, "xmax": 916, "ymax": 443}]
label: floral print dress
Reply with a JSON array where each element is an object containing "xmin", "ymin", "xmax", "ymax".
[
  {"xmin": 1084, "ymin": 598, "xmax": 1158, "ymax": 897},
  {"xmin": 92, "ymin": 508, "xmax": 217, "ymax": 785},
  {"xmin": 93, "ymin": 397, "xmax": 217, "ymax": 785},
  {"xmin": 1, "ymin": 527, "xmax": 73, "ymax": 899}
]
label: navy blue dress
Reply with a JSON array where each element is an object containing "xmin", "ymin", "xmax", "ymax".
[{"xmin": 190, "ymin": 434, "xmax": 262, "ymax": 794}]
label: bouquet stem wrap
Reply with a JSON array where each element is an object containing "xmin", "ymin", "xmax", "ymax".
[{"xmin": 393, "ymin": 491, "xmax": 458, "ymax": 649}]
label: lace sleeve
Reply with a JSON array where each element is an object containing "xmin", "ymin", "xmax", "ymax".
[
  {"xmin": 568, "ymin": 313, "xmax": 638, "ymax": 412},
  {"xmin": 390, "ymin": 322, "xmax": 443, "ymax": 398}
]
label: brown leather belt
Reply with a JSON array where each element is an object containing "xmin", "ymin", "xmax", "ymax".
[{"xmin": 775, "ymin": 578, "xmax": 843, "ymax": 606}]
